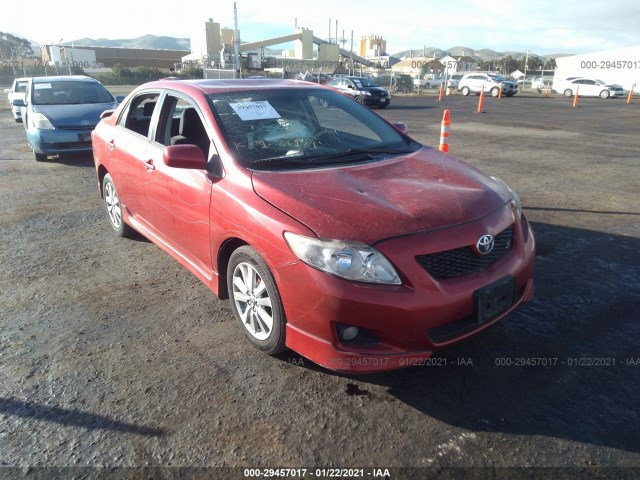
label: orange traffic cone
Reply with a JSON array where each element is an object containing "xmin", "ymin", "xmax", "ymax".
[
  {"xmin": 545, "ymin": 82, "xmax": 550, "ymax": 97},
  {"xmin": 572, "ymin": 85, "xmax": 580, "ymax": 108},
  {"xmin": 439, "ymin": 109, "xmax": 451, "ymax": 153},
  {"xmin": 438, "ymin": 84, "xmax": 444, "ymax": 102},
  {"xmin": 477, "ymin": 86, "xmax": 485, "ymax": 113},
  {"xmin": 627, "ymin": 83, "xmax": 635, "ymax": 104}
]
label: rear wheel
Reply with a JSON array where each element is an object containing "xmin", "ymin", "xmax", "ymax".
[
  {"xmin": 564, "ymin": 89, "xmax": 573, "ymax": 97},
  {"xmin": 600, "ymin": 90, "xmax": 610, "ymax": 99},
  {"xmin": 490, "ymin": 87, "xmax": 500, "ymax": 97},
  {"xmin": 228, "ymin": 246, "xmax": 286, "ymax": 354},
  {"xmin": 461, "ymin": 86, "xmax": 470, "ymax": 96}
]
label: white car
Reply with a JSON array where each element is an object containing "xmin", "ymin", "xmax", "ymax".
[
  {"xmin": 561, "ymin": 78, "xmax": 625, "ymax": 99},
  {"xmin": 4, "ymin": 77, "xmax": 29, "ymax": 122},
  {"xmin": 531, "ymin": 76, "xmax": 554, "ymax": 91},
  {"xmin": 458, "ymin": 73, "xmax": 518, "ymax": 97},
  {"xmin": 420, "ymin": 73, "xmax": 446, "ymax": 89}
]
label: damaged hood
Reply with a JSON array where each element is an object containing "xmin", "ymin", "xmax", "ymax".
[{"xmin": 251, "ymin": 147, "xmax": 511, "ymax": 243}]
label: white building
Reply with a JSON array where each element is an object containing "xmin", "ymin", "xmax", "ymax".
[{"xmin": 555, "ymin": 46, "xmax": 639, "ymax": 92}]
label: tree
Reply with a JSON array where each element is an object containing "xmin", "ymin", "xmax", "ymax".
[{"xmin": 0, "ymin": 32, "xmax": 34, "ymax": 61}]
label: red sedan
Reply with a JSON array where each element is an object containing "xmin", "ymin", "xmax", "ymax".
[{"xmin": 92, "ymin": 79, "xmax": 535, "ymax": 373}]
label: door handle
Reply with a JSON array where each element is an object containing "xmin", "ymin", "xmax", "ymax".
[
  {"xmin": 144, "ymin": 159, "xmax": 155, "ymax": 171},
  {"xmin": 107, "ymin": 140, "xmax": 115, "ymax": 151}
]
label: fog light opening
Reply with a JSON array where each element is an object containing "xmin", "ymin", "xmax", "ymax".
[{"xmin": 341, "ymin": 326, "xmax": 360, "ymax": 342}]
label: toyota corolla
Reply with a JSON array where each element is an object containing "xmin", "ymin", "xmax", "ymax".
[{"xmin": 92, "ymin": 79, "xmax": 535, "ymax": 373}]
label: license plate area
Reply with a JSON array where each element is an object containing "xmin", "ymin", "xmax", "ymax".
[{"xmin": 474, "ymin": 275, "xmax": 515, "ymax": 324}]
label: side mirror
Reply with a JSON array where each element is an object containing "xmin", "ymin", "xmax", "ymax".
[
  {"xmin": 100, "ymin": 109, "xmax": 115, "ymax": 119},
  {"xmin": 393, "ymin": 122, "xmax": 409, "ymax": 135},
  {"xmin": 347, "ymin": 84, "xmax": 354, "ymax": 89},
  {"xmin": 163, "ymin": 144, "xmax": 207, "ymax": 169},
  {"xmin": 12, "ymin": 98, "xmax": 26, "ymax": 107},
  {"xmin": 116, "ymin": 96, "xmax": 125, "ymax": 103}
]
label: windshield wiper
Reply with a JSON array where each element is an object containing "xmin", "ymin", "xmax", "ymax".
[{"xmin": 310, "ymin": 146, "xmax": 415, "ymax": 165}]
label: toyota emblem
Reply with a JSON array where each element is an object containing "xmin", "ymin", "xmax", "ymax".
[
  {"xmin": 81, "ymin": 120, "xmax": 90, "ymax": 126},
  {"xmin": 476, "ymin": 234, "xmax": 495, "ymax": 255}
]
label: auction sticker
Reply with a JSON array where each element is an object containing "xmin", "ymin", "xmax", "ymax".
[
  {"xmin": 230, "ymin": 101, "xmax": 281, "ymax": 121},
  {"xmin": 34, "ymin": 83, "xmax": 52, "ymax": 89}
]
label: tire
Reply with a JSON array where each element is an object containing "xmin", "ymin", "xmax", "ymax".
[
  {"xmin": 354, "ymin": 96, "xmax": 364, "ymax": 104},
  {"xmin": 490, "ymin": 87, "xmax": 500, "ymax": 97},
  {"xmin": 461, "ymin": 86, "xmax": 470, "ymax": 96},
  {"xmin": 600, "ymin": 90, "xmax": 610, "ymax": 99},
  {"xmin": 34, "ymin": 152, "xmax": 47, "ymax": 162},
  {"xmin": 102, "ymin": 173, "xmax": 133, "ymax": 237},
  {"xmin": 227, "ymin": 246, "xmax": 286, "ymax": 354},
  {"xmin": 425, "ymin": 82, "xmax": 431, "ymax": 88},
  {"xmin": 564, "ymin": 89, "xmax": 573, "ymax": 98}
]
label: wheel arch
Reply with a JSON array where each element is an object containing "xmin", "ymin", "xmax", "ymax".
[
  {"xmin": 216, "ymin": 237, "xmax": 249, "ymax": 299},
  {"xmin": 97, "ymin": 164, "xmax": 109, "ymax": 198}
]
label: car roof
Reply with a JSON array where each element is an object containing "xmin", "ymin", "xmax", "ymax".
[
  {"xmin": 137, "ymin": 78, "xmax": 325, "ymax": 95},
  {"xmin": 31, "ymin": 75, "xmax": 101, "ymax": 83}
]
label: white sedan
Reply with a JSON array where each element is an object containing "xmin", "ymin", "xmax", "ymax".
[{"xmin": 562, "ymin": 78, "xmax": 625, "ymax": 99}]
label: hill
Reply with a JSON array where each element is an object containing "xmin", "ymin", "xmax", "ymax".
[{"xmin": 65, "ymin": 35, "xmax": 190, "ymax": 51}]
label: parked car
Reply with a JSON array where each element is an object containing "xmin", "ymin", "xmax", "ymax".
[
  {"xmin": 561, "ymin": 78, "xmax": 625, "ymax": 98},
  {"xmin": 4, "ymin": 77, "xmax": 29, "ymax": 122},
  {"xmin": 458, "ymin": 73, "xmax": 518, "ymax": 97},
  {"xmin": 391, "ymin": 74, "xmax": 414, "ymax": 94},
  {"xmin": 531, "ymin": 76, "xmax": 554, "ymax": 92},
  {"xmin": 92, "ymin": 79, "xmax": 535, "ymax": 373},
  {"xmin": 446, "ymin": 73, "xmax": 465, "ymax": 91},
  {"xmin": 14, "ymin": 75, "xmax": 123, "ymax": 161},
  {"xmin": 328, "ymin": 76, "xmax": 391, "ymax": 107},
  {"xmin": 420, "ymin": 73, "xmax": 446, "ymax": 89}
]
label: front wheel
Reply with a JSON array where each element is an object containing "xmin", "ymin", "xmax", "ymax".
[
  {"xmin": 354, "ymin": 96, "xmax": 364, "ymax": 104},
  {"xmin": 34, "ymin": 152, "xmax": 47, "ymax": 162},
  {"xmin": 228, "ymin": 246, "xmax": 286, "ymax": 354},
  {"xmin": 461, "ymin": 86, "xmax": 470, "ymax": 96},
  {"xmin": 490, "ymin": 87, "xmax": 500, "ymax": 97},
  {"xmin": 600, "ymin": 90, "xmax": 610, "ymax": 99},
  {"xmin": 103, "ymin": 173, "xmax": 133, "ymax": 237},
  {"xmin": 564, "ymin": 89, "xmax": 573, "ymax": 98}
]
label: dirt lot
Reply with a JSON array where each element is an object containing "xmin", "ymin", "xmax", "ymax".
[{"xmin": 0, "ymin": 88, "xmax": 639, "ymax": 479}]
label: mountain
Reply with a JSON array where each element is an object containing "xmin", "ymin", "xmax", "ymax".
[
  {"xmin": 390, "ymin": 45, "xmax": 569, "ymax": 61},
  {"xmin": 64, "ymin": 35, "xmax": 190, "ymax": 51}
]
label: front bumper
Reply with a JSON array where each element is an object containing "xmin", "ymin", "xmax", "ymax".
[
  {"xmin": 275, "ymin": 207, "xmax": 535, "ymax": 373},
  {"xmin": 27, "ymin": 128, "xmax": 94, "ymax": 155}
]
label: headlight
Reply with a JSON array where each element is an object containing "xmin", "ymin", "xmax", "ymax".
[
  {"xmin": 32, "ymin": 112, "xmax": 54, "ymax": 130},
  {"xmin": 284, "ymin": 232, "xmax": 401, "ymax": 285},
  {"xmin": 361, "ymin": 91, "xmax": 372, "ymax": 96},
  {"xmin": 491, "ymin": 176, "xmax": 522, "ymax": 220}
]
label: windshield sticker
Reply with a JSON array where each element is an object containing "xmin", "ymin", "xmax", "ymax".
[
  {"xmin": 34, "ymin": 83, "xmax": 52, "ymax": 89},
  {"xmin": 229, "ymin": 101, "xmax": 281, "ymax": 121}
]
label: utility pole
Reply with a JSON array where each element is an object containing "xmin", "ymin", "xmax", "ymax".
[{"xmin": 233, "ymin": 2, "xmax": 241, "ymax": 79}]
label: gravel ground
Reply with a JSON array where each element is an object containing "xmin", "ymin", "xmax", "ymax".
[{"xmin": 0, "ymin": 89, "xmax": 639, "ymax": 479}]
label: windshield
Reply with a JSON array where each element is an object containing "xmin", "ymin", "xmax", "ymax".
[
  {"xmin": 32, "ymin": 81, "xmax": 115, "ymax": 105},
  {"xmin": 351, "ymin": 77, "xmax": 379, "ymax": 88},
  {"xmin": 208, "ymin": 88, "xmax": 420, "ymax": 170}
]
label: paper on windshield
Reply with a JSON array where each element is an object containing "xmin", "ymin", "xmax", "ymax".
[{"xmin": 229, "ymin": 101, "xmax": 281, "ymax": 121}]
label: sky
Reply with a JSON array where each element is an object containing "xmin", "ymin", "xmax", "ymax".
[{"xmin": 4, "ymin": 0, "xmax": 640, "ymax": 56}]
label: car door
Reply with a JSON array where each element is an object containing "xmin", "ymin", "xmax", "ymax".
[
  {"xmin": 107, "ymin": 92, "xmax": 161, "ymax": 225},
  {"xmin": 580, "ymin": 79, "xmax": 598, "ymax": 96},
  {"xmin": 142, "ymin": 92, "xmax": 215, "ymax": 280}
]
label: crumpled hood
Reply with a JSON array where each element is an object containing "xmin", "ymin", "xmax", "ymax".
[
  {"xmin": 34, "ymin": 102, "xmax": 117, "ymax": 128},
  {"xmin": 252, "ymin": 147, "xmax": 511, "ymax": 243}
]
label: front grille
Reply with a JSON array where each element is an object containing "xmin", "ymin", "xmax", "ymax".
[
  {"xmin": 416, "ymin": 225, "xmax": 513, "ymax": 280},
  {"xmin": 56, "ymin": 125, "xmax": 95, "ymax": 130}
]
